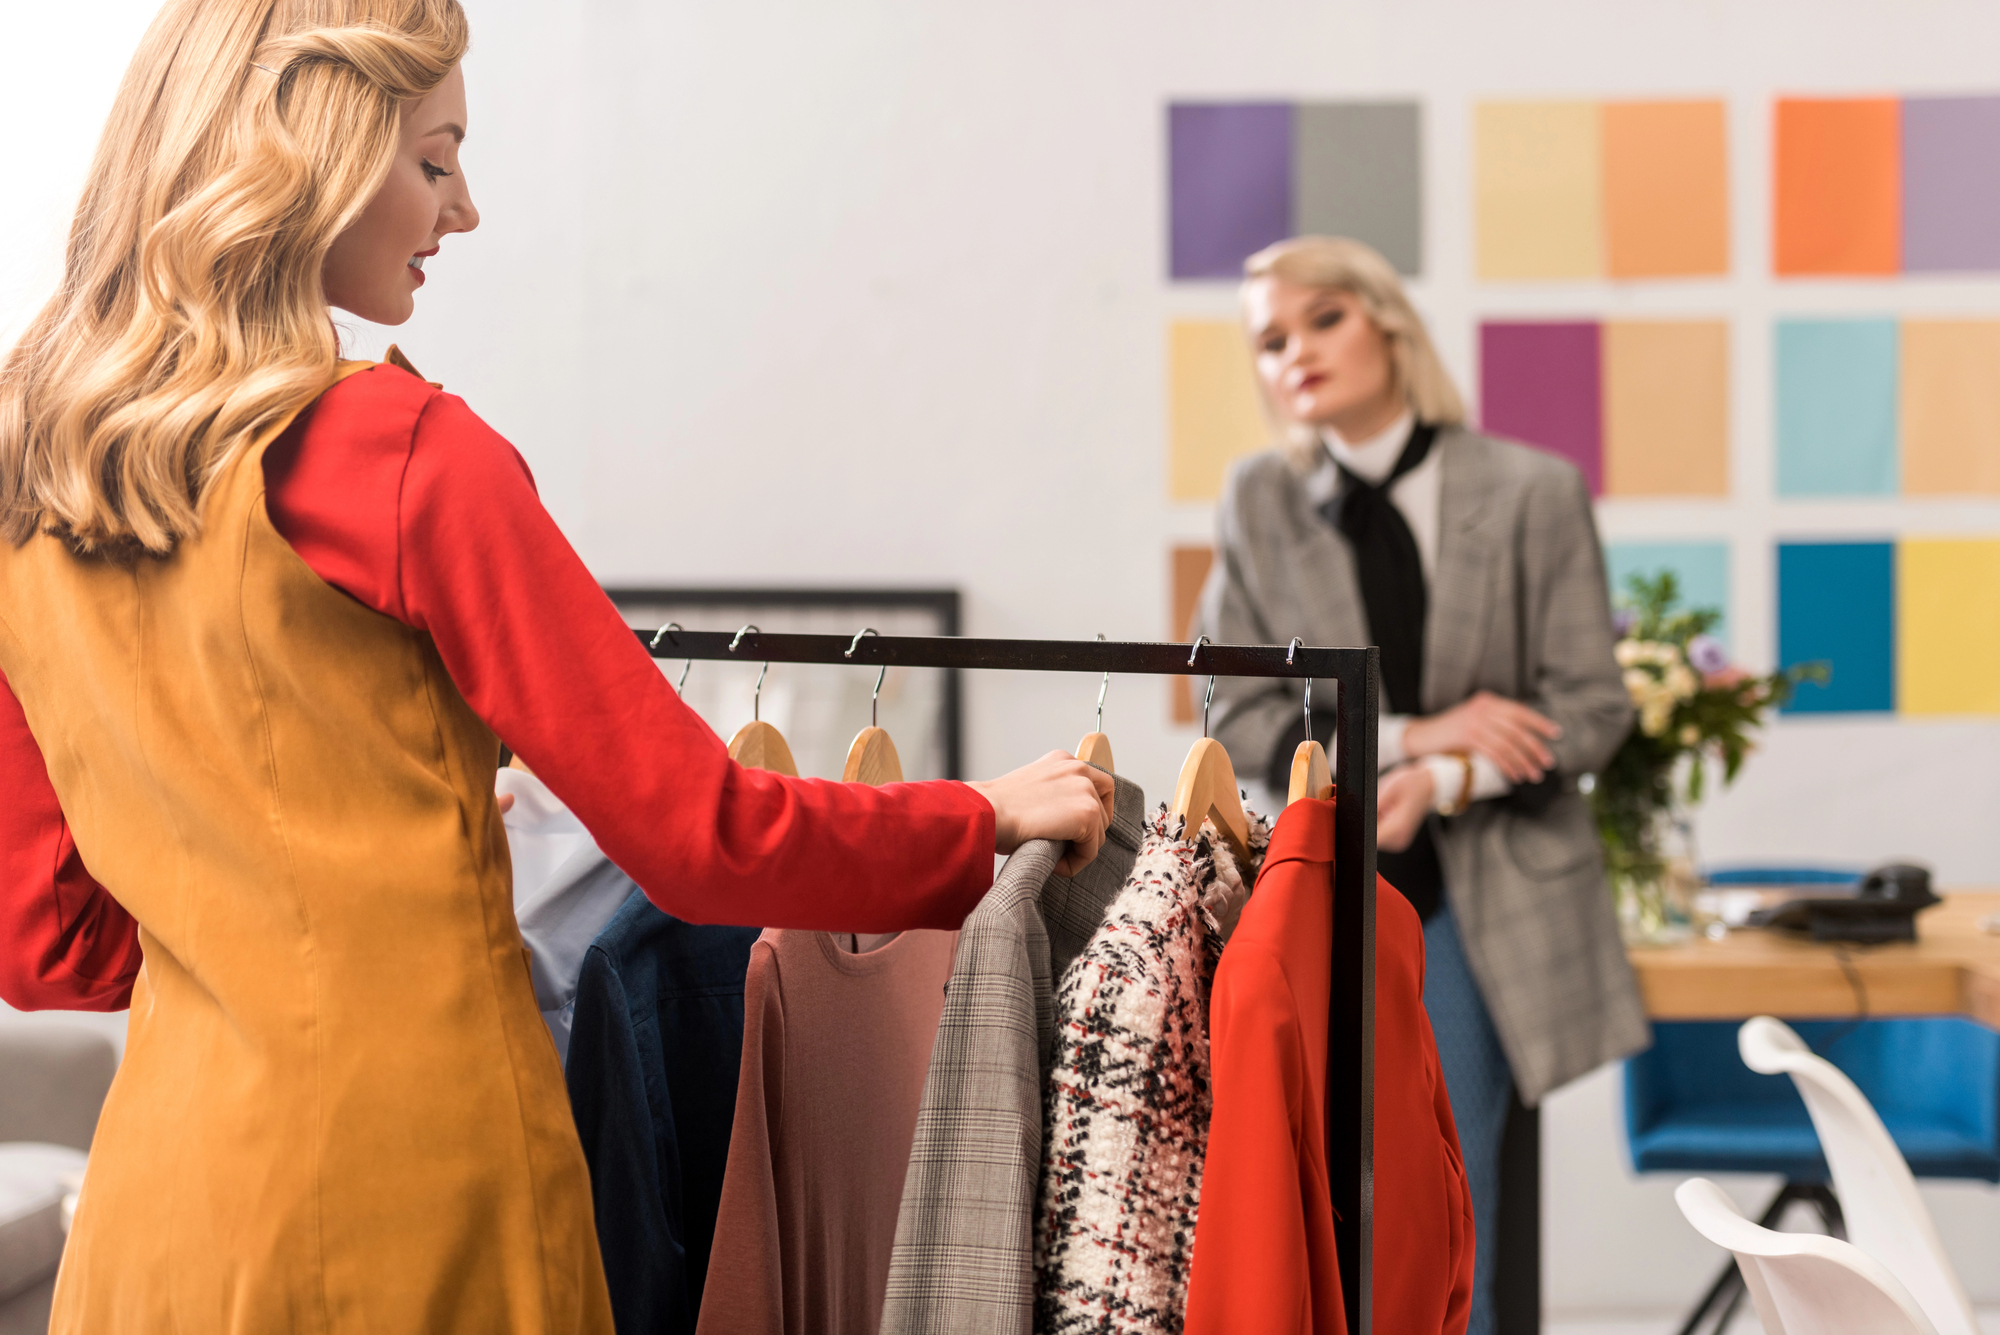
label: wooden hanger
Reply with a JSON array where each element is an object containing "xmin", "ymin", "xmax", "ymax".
[
  {"xmin": 841, "ymin": 629, "xmax": 903, "ymax": 785},
  {"xmin": 1288, "ymin": 740, "xmax": 1332, "ymax": 806},
  {"xmin": 732, "ymin": 721, "xmax": 801, "ymax": 777},
  {"xmin": 1074, "ymin": 654, "xmax": 1114, "ymax": 772},
  {"xmin": 1170, "ymin": 639, "xmax": 1251, "ymax": 863},
  {"xmin": 722, "ymin": 626, "xmax": 801, "ymax": 777},
  {"xmin": 1285, "ymin": 642, "xmax": 1333, "ymax": 806}
]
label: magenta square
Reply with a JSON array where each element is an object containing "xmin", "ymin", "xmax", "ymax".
[
  {"xmin": 1478, "ymin": 322, "xmax": 1603, "ymax": 495},
  {"xmin": 1170, "ymin": 103, "xmax": 1293, "ymax": 280},
  {"xmin": 1903, "ymin": 96, "xmax": 2000, "ymax": 272}
]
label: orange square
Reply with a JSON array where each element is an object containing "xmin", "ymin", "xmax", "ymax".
[
  {"xmin": 1603, "ymin": 320, "xmax": 1730, "ymax": 496},
  {"xmin": 1603, "ymin": 101, "xmax": 1730, "ymax": 278},
  {"xmin": 1901, "ymin": 320, "xmax": 2000, "ymax": 494},
  {"xmin": 1774, "ymin": 98, "xmax": 1901, "ymax": 276}
]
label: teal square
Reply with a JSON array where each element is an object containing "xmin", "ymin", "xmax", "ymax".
[
  {"xmin": 1778, "ymin": 541, "xmax": 1895, "ymax": 714},
  {"xmin": 1606, "ymin": 541, "xmax": 1732, "ymax": 648},
  {"xmin": 1775, "ymin": 319, "xmax": 1899, "ymax": 497}
]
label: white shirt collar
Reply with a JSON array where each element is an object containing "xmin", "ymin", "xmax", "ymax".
[{"xmin": 1320, "ymin": 409, "xmax": 1417, "ymax": 486}]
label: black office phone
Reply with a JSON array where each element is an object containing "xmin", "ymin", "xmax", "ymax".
[{"xmin": 1746, "ymin": 863, "xmax": 1940, "ymax": 943}]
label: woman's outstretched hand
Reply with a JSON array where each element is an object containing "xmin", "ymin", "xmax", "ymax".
[
  {"xmin": 969, "ymin": 751, "xmax": 1116, "ymax": 876},
  {"xmin": 1403, "ymin": 690, "xmax": 1562, "ymax": 784}
]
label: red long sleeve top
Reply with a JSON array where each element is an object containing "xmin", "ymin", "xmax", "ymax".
[{"xmin": 0, "ymin": 363, "xmax": 995, "ymax": 1011}]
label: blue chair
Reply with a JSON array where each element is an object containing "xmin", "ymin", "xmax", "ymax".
[{"xmin": 1627, "ymin": 1019, "xmax": 2000, "ymax": 1334}]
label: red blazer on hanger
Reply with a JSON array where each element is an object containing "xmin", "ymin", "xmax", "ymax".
[{"xmin": 1185, "ymin": 797, "xmax": 1473, "ymax": 1335}]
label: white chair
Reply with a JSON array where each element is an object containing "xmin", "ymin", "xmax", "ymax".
[
  {"xmin": 1738, "ymin": 1016, "xmax": 1978, "ymax": 1335},
  {"xmin": 1675, "ymin": 1177, "xmax": 1938, "ymax": 1335}
]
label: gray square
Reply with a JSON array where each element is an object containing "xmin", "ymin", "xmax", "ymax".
[{"xmin": 1291, "ymin": 102, "xmax": 1423, "ymax": 275}]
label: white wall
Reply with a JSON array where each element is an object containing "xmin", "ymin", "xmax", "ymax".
[{"xmin": 8, "ymin": 0, "xmax": 2000, "ymax": 1314}]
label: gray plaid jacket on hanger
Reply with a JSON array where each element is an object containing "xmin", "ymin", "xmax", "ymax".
[{"xmin": 878, "ymin": 773, "xmax": 1145, "ymax": 1335}]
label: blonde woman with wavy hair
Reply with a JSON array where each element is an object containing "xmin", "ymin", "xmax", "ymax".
[
  {"xmin": 1195, "ymin": 235, "xmax": 1645, "ymax": 1335},
  {"xmin": 0, "ymin": 2, "xmax": 1111, "ymax": 1330}
]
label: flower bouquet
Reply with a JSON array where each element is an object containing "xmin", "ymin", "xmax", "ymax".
[{"xmin": 1588, "ymin": 572, "xmax": 1826, "ymax": 944}]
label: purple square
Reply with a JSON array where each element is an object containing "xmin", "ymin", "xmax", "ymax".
[
  {"xmin": 1903, "ymin": 96, "xmax": 2000, "ymax": 272},
  {"xmin": 1479, "ymin": 322, "xmax": 1603, "ymax": 495},
  {"xmin": 1170, "ymin": 103, "xmax": 1293, "ymax": 280}
]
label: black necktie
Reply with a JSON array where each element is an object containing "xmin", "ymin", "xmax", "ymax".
[
  {"xmin": 1321, "ymin": 422, "xmax": 1436, "ymax": 716},
  {"xmin": 1318, "ymin": 422, "xmax": 1446, "ymax": 919}
]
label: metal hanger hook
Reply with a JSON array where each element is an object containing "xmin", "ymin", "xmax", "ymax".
[
  {"xmin": 650, "ymin": 622, "xmax": 691, "ymax": 696},
  {"xmin": 1286, "ymin": 636, "xmax": 1311, "ymax": 736},
  {"xmin": 1186, "ymin": 635, "xmax": 1215, "ymax": 737},
  {"xmin": 728, "ymin": 625, "xmax": 767, "ymax": 721},
  {"xmin": 1094, "ymin": 632, "xmax": 1110, "ymax": 733},
  {"xmin": 845, "ymin": 628, "xmax": 885, "ymax": 728}
]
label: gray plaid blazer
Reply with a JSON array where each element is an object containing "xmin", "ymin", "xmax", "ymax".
[
  {"xmin": 878, "ymin": 773, "xmax": 1146, "ymax": 1335},
  {"xmin": 1196, "ymin": 426, "xmax": 1648, "ymax": 1104}
]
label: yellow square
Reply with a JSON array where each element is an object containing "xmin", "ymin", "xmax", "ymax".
[
  {"xmin": 1476, "ymin": 101, "xmax": 1603, "ymax": 279},
  {"xmin": 1901, "ymin": 320, "xmax": 2000, "ymax": 495},
  {"xmin": 1602, "ymin": 320, "xmax": 1730, "ymax": 496},
  {"xmin": 1898, "ymin": 538, "xmax": 2000, "ymax": 715},
  {"xmin": 1169, "ymin": 320, "xmax": 1270, "ymax": 502}
]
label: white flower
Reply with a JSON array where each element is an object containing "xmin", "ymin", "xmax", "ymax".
[
  {"xmin": 1666, "ymin": 664, "xmax": 1700, "ymax": 701},
  {"xmin": 1679, "ymin": 723, "xmax": 1701, "ymax": 747},
  {"xmin": 1641, "ymin": 698, "xmax": 1674, "ymax": 737},
  {"xmin": 1615, "ymin": 640, "xmax": 1645, "ymax": 668},
  {"xmin": 1623, "ymin": 668, "xmax": 1653, "ymax": 703}
]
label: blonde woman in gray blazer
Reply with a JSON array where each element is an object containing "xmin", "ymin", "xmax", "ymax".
[{"xmin": 1197, "ymin": 236, "xmax": 1648, "ymax": 1335}]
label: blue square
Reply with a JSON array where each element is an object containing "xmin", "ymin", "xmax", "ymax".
[
  {"xmin": 1778, "ymin": 541, "xmax": 1895, "ymax": 713},
  {"xmin": 1775, "ymin": 319, "xmax": 1899, "ymax": 497},
  {"xmin": 1606, "ymin": 541, "xmax": 1732, "ymax": 648}
]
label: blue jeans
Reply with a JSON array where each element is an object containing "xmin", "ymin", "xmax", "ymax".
[{"xmin": 1422, "ymin": 908, "xmax": 1513, "ymax": 1335}]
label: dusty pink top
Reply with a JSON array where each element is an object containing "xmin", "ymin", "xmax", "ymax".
[{"xmin": 698, "ymin": 927, "xmax": 958, "ymax": 1335}]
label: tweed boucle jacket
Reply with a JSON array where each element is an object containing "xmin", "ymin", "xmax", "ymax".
[{"xmin": 1032, "ymin": 805, "xmax": 1269, "ymax": 1335}]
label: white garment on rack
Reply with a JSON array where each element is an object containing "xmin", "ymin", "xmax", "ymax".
[{"xmin": 498, "ymin": 768, "xmax": 637, "ymax": 1064}]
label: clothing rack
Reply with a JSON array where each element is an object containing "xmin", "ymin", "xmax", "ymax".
[{"xmin": 636, "ymin": 626, "xmax": 1382, "ymax": 1334}]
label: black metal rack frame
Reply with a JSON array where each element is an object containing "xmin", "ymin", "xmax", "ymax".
[
  {"xmin": 635, "ymin": 625, "xmax": 1381, "ymax": 1333},
  {"xmin": 606, "ymin": 587, "xmax": 965, "ymax": 777}
]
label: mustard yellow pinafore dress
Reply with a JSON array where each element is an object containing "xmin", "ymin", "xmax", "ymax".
[{"xmin": 0, "ymin": 366, "xmax": 614, "ymax": 1333}]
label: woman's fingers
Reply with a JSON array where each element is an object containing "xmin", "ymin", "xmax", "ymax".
[
  {"xmin": 1055, "ymin": 821, "xmax": 1106, "ymax": 877},
  {"xmin": 1468, "ymin": 701, "xmax": 1558, "ymax": 778},
  {"xmin": 1472, "ymin": 726, "xmax": 1542, "ymax": 782},
  {"xmin": 968, "ymin": 751, "xmax": 1113, "ymax": 869}
]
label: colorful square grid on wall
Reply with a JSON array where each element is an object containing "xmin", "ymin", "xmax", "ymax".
[
  {"xmin": 1169, "ymin": 100, "xmax": 1422, "ymax": 279},
  {"xmin": 1479, "ymin": 319, "xmax": 1730, "ymax": 497},
  {"xmin": 1775, "ymin": 317, "xmax": 2000, "ymax": 497},
  {"xmin": 1475, "ymin": 99, "xmax": 1729, "ymax": 280},
  {"xmin": 1775, "ymin": 95, "xmax": 2000, "ymax": 275}
]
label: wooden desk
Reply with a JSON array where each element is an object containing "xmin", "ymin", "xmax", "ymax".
[{"xmin": 1629, "ymin": 891, "xmax": 2000, "ymax": 1026}]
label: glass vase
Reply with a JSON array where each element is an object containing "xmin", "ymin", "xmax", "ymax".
[{"xmin": 1613, "ymin": 808, "xmax": 1702, "ymax": 947}]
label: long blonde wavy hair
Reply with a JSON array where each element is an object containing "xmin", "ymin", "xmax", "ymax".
[
  {"xmin": 1241, "ymin": 236, "xmax": 1466, "ymax": 471},
  {"xmin": 0, "ymin": 0, "xmax": 468, "ymax": 555}
]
